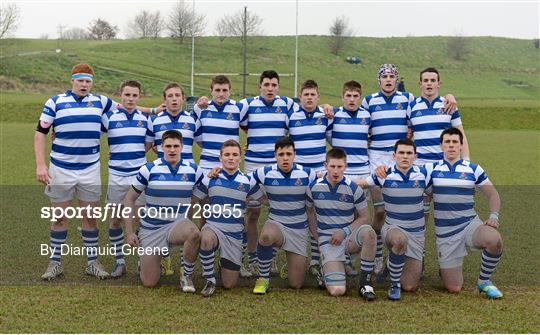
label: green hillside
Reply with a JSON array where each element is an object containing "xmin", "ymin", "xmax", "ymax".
[
  {"xmin": 1, "ymin": 36, "xmax": 539, "ymax": 128},
  {"xmin": 1, "ymin": 36, "xmax": 539, "ymax": 100}
]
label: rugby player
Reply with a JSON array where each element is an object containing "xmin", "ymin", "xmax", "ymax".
[
  {"xmin": 306, "ymin": 148, "xmax": 377, "ymax": 300},
  {"xmin": 193, "ymin": 140, "xmax": 263, "ymax": 297},
  {"xmin": 36, "ymin": 63, "xmax": 116, "ymax": 280},
  {"xmin": 287, "ymin": 79, "xmax": 332, "ymax": 286},
  {"xmin": 101, "ymin": 80, "xmax": 153, "ymax": 277},
  {"xmin": 123, "ymin": 130, "xmax": 202, "ymax": 290},
  {"xmin": 361, "ymin": 64, "xmax": 458, "ymax": 275},
  {"xmin": 356, "ymin": 139, "xmax": 429, "ymax": 300},
  {"xmin": 251, "ymin": 137, "xmax": 317, "ymax": 294}
]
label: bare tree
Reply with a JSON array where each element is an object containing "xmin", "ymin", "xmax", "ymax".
[
  {"xmin": 128, "ymin": 10, "xmax": 163, "ymax": 39},
  {"xmin": 88, "ymin": 18, "xmax": 118, "ymax": 40},
  {"xmin": 328, "ymin": 16, "xmax": 352, "ymax": 55},
  {"xmin": 447, "ymin": 35, "xmax": 471, "ymax": 61},
  {"xmin": 216, "ymin": 9, "xmax": 263, "ymax": 39},
  {"xmin": 167, "ymin": 0, "xmax": 205, "ymax": 44},
  {"xmin": 63, "ymin": 27, "xmax": 88, "ymax": 40},
  {"xmin": 215, "ymin": 21, "xmax": 228, "ymax": 42},
  {"xmin": 0, "ymin": 3, "xmax": 20, "ymax": 39}
]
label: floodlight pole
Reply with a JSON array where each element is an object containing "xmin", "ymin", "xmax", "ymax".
[
  {"xmin": 294, "ymin": 0, "xmax": 299, "ymax": 98},
  {"xmin": 190, "ymin": 0, "xmax": 195, "ymax": 96},
  {"xmin": 242, "ymin": 6, "xmax": 248, "ymax": 98}
]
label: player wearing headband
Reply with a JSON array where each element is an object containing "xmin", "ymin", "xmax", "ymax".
[{"xmin": 36, "ymin": 63, "xmax": 117, "ymax": 280}]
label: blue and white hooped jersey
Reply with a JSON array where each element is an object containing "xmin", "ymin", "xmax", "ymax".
[
  {"xmin": 427, "ymin": 160, "xmax": 489, "ymax": 239},
  {"xmin": 101, "ymin": 108, "xmax": 149, "ymax": 176},
  {"xmin": 133, "ymin": 158, "xmax": 203, "ymax": 230},
  {"xmin": 240, "ymin": 96, "xmax": 293, "ymax": 164},
  {"xmin": 306, "ymin": 176, "xmax": 367, "ymax": 247},
  {"xmin": 193, "ymin": 170, "xmax": 263, "ymax": 240},
  {"xmin": 361, "ymin": 91, "xmax": 414, "ymax": 152},
  {"xmin": 253, "ymin": 163, "xmax": 316, "ymax": 229},
  {"xmin": 193, "ymin": 100, "xmax": 247, "ymax": 169},
  {"xmin": 287, "ymin": 105, "xmax": 332, "ymax": 171},
  {"xmin": 329, "ymin": 107, "xmax": 371, "ymax": 175},
  {"xmin": 39, "ymin": 90, "xmax": 115, "ymax": 170},
  {"xmin": 366, "ymin": 165, "xmax": 429, "ymax": 234},
  {"xmin": 146, "ymin": 110, "xmax": 200, "ymax": 163},
  {"xmin": 408, "ymin": 96, "xmax": 462, "ymax": 164}
]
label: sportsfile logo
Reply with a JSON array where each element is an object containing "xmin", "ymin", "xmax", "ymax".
[{"xmin": 40, "ymin": 203, "xmax": 244, "ymax": 222}]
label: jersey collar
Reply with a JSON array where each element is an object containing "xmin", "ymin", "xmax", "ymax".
[
  {"xmin": 211, "ymin": 100, "xmax": 229, "ymax": 112},
  {"xmin": 442, "ymin": 159, "xmax": 463, "ymax": 171},
  {"xmin": 220, "ymin": 168, "xmax": 239, "ymax": 180},
  {"xmin": 419, "ymin": 95, "xmax": 442, "ymax": 109}
]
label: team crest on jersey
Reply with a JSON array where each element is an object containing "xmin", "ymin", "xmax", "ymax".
[
  {"xmin": 459, "ymin": 172, "xmax": 468, "ymax": 179},
  {"xmin": 237, "ymin": 183, "xmax": 246, "ymax": 191},
  {"xmin": 181, "ymin": 174, "xmax": 189, "ymax": 181},
  {"xmin": 437, "ymin": 172, "xmax": 445, "ymax": 178},
  {"xmin": 360, "ymin": 118, "xmax": 367, "ymax": 125},
  {"xmin": 158, "ymin": 174, "xmax": 166, "ymax": 181},
  {"xmin": 295, "ymin": 121, "xmax": 302, "ymax": 127},
  {"xmin": 65, "ymin": 103, "xmax": 72, "ymax": 108},
  {"xmin": 159, "ymin": 125, "xmax": 167, "ymax": 131},
  {"xmin": 271, "ymin": 179, "xmax": 280, "ymax": 186},
  {"xmin": 295, "ymin": 178, "xmax": 303, "ymax": 186},
  {"xmin": 437, "ymin": 108, "xmax": 445, "ymax": 115},
  {"xmin": 207, "ymin": 111, "xmax": 213, "ymax": 118},
  {"xmin": 316, "ymin": 118, "xmax": 322, "ymax": 125},
  {"xmin": 390, "ymin": 181, "xmax": 399, "ymax": 188},
  {"xmin": 115, "ymin": 122, "xmax": 124, "ymax": 128},
  {"xmin": 396, "ymin": 103, "xmax": 403, "ymax": 110},
  {"xmin": 317, "ymin": 193, "xmax": 325, "ymax": 200},
  {"xmin": 87, "ymin": 101, "xmax": 93, "ymax": 107},
  {"xmin": 339, "ymin": 118, "xmax": 347, "ymax": 124},
  {"xmin": 255, "ymin": 108, "xmax": 262, "ymax": 113},
  {"xmin": 339, "ymin": 194, "xmax": 350, "ymax": 202},
  {"xmin": 215, "ymin": 179, "xmax": 222, "ymax": 186},
  {"xmin": 375, "ymin": 105, "xmax": 382, "ymax": 111},
  {"xmin": 275, "ymin": 107, "xmax": 282, "ymax": 114},
  {"xmin": 137, "ymin": 120, "xmax": 144, "ymax": 127},
  {"xmin": 413, "ymin": 180, "xmax": 420, "ymax": 188},
  {"xmin": 415, "ymin": 111, "xmax": 423, "ymax": 117},
  {"xmin": 227, "ymin": 113, "xmax": 233, "ymax": 120},
  {"xmin": 183, "ymin": 122, "xmax": 189, "ymax": 129}
]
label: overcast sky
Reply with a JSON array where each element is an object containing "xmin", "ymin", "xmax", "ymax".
[{"xmin": 7, "ymin": 0, "xmax": 540, "ymax": 39}]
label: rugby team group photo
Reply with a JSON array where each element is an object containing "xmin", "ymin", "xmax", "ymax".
[{"xmin": 34, "ymin": 62, "xmax": 505, "ymax": 302}]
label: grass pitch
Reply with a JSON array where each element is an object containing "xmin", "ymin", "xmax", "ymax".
[{"xmin": 0, "ymin": 122, "xmax": 539, "ymax": 332}]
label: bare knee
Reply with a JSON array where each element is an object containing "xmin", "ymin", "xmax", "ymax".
[
  {"xmin": 110, "ymin": 218, "xmax": 123, "ymax": 229},
  {"xmin": 445, "ymin": 284, "xmax": 462, "ymax": 293},
  {"xmin": 327, "ymin": 286, "xmax": 346, "ymax": 296},
  {"xmin": 200, "ymin": 234, "xmax": 214, "ymax": 250},
  {"xmin": 189, "ymin": 229, "xmax": 201, "ymax": 243},
  {"xmin": 140, "ymin": 275, "xmax": 159, "ymax": 288},
  {"xmin": 259, "ymin": 233, "xmax": 273, "ymax": 246},
  {"xmin": 361, "ymin": 228, "xmax": 376, "ymax": 247},
  {"xmin": 402, "ymin": 283, "xmax": 418, "ymax": 292},
  {"xmin": 392, "ymin": 235, "xmax": 407, "ymax": 254},
  {"xmin": 485, "ymin": 235, "xmax": 503, "ymax": 253}
]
